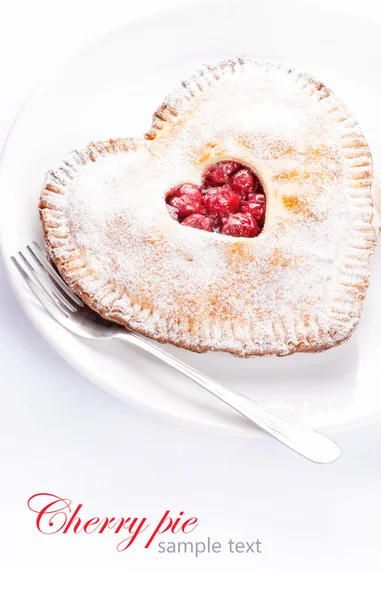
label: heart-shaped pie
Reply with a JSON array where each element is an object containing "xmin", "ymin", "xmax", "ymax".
[{"xmin": 39, "ymin": 57, "xmax": 377, "ymax": 357}]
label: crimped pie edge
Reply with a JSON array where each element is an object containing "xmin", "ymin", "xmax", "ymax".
[{"xmin": 39, "ymin": 58, "xmax": 377, "ymax": 357}]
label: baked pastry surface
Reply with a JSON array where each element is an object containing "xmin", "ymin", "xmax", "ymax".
[{"xmin": 39, "ymin": 58, "xmax": 377, "ymax": 356}]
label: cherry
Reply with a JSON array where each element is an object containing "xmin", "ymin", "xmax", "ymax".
[
  {"xmin": 167, "ymin": 204, "xmax": 179, "ymax": 220},
  {"xmin": 182, "ymin": 214, "xmax": 213, "ymax": 231},
  {"xmin": 204, "ymin": 186, "xmax": 241, "ymax": 218},
  {"xmin": 242, "ymin": 193, "xmax": 266, "ymax": 226},
  {"xmin": 229, "ymin": 168, "xmax": 258, "ymax": 196},
  {"xmin": 203, "ymin": 161, "xmax": 239, "ymax": 186},
  {"xmin": 165, "ymin": 161, "xmax": 266, "ymax": 238},
  {"xmin": 221, "ymin": 213, "xmax": 259, "ymax": 238},
  {"xmin": 170, "ymin": 183, "xmax": 203, "ymax": 202},
  {"xmin": 166, "ymin": 184, "xmax": 204, "ymax": 219}
]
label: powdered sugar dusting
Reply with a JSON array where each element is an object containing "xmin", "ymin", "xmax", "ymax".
[{"xmin": 40, "ymin": 58, "xmax": 377, "ymax": 356}]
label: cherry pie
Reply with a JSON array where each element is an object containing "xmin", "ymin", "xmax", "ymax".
[{"xmin": 39, "ymin": 58, "xmax": 377, "ymax": 356}]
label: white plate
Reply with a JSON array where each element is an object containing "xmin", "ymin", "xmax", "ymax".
[{"xmin": 1, "ymin": 0, "xmax": 381, "ymax": 437}]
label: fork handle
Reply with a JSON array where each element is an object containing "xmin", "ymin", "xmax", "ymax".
[{"xmin": 115, "ymin": 331, "xmax": 340, "ymax": 464}]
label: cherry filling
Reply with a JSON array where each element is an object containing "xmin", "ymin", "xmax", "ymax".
[{"xmin": 165, "ymin": 161, "xmax": 266, "ymax": 238}]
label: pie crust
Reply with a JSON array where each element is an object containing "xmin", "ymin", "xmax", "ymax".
[{"xmin": 39, "ymin": 58, "xmax": 377, "ymax": 357}]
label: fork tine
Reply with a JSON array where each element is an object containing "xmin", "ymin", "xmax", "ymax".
[
  {"xmin": 11, "ymin": 255, "xmax": 70, "ymax": 319},
  {"xmin": 17, "ymin": 250, "xmax": 76, "ymax": 314},
  {"xmin": 29, "ymin": 242, "xmax": 84, "ymax": 307},
  {"xmin": 25, "ymin": 245, "xmax": 79, "ymax": 313}
]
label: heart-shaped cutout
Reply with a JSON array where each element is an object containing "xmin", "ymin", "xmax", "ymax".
[{"xmin": 165, "ymin": 160, "xmax": 266, "ymax": 237}]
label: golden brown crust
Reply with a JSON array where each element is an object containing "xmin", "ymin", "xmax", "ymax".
[{"xmin": 39, "ymin": 58, "xmax": 377, "ymax": 357}]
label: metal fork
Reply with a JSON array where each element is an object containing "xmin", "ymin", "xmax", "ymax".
[{"xmin": 11, "ymin": 242, "xmax": 341, "ymax": 463}]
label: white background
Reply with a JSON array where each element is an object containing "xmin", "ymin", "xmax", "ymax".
[{"xmin": 1, "ymin": 0, "xmax": 381, "ymax": 595}]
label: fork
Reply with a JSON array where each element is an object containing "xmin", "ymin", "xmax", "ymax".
[{"xmin": 11, "ymin": 242, "xmax": 341, "ymax": 464}]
